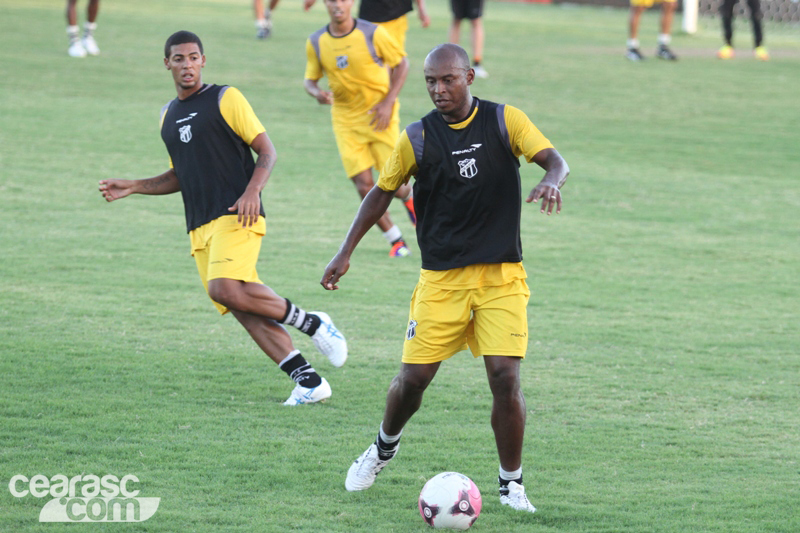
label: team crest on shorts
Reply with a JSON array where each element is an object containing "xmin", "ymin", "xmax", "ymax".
[
  {"xmin": 336, "ymin": 55, "xmax": 349, "ymax": 69},
  {"xmin": 179, "ymin": 125, "xmax": 192, "ymax": 143},
  {"xmin": 406, "ymin": 319, "xmax": 417, "ymax": 340},
  {"xmin": 458, "ymin": 158, "xmax": 477, "ymax": 179}
]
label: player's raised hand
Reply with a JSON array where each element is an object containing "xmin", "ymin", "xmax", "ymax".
[
  {"xmin": 321, "ymin": 252, "xmax": 350, "ymax": 291},
  {"xmin": 98, "ymin": 179, "xmax": 136, "ymax": 202},
  {"xmin": 527, "ymin": 181, "xmax": 562, "ymax": 215}
]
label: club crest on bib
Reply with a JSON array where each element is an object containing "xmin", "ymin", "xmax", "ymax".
[
  {"xmin": 458, "ymin": 158, "xmax": 478, "ymax": 179},
  {"xmin": 336, "ymin": 55, "xmax": 349, "ymax": 69},
  {"xmin": 406, "ymin": 319, "xmax": 417, "ymax": 340},
  {"xmin": 179, "ymin": 125, "xmax": 192, "ymax": 143}
]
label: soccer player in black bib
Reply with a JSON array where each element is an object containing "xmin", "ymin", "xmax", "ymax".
[
  {"xmin": 99, "ymin": 31, "xmax": 347, "ymax": 406},
  {"xmin": 322, "ymin": 43, "xmax": 569, "ymax": 512}
]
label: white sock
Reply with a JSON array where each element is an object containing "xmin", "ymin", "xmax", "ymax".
[
  {"xmin": 627, "ymin": 38, "xmax": 639, "ymax": 49},
  {"xmin": 84, "ymin": 22, "xmax": 97, "ymax": 36},
  {"xmin": 499, "ymin": 466, "xmax": 522, "ymax": 482},
  {"xmin": 379, "ymin": 423, "xmax": 402, "ymax": 443},
  {"xmin": 382, "ymin": 225, "xmax": 402, "ymax": 244},
  {"xmin": 658, "ymin": 33, "xmax": 671, "ymax": 45},
  {"xmin": 256, "ymin": 18, "xmax": 268, "ymax": 28},
  {"xmin": 67, "ymin": 25, "xmax": 80, "ymax": 41},
  {"xmin": 278, "ymin": 349, "xmax": 302, "ymax": 369}
]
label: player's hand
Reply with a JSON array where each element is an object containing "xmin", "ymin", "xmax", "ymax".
[
  {"xmin": 229, "ymin": 188, "xmax": 262, "ymax": 227},
  {"xmin": 527, "ymin": 181, "xmax": 562, "ymax": 215},
  {"xmin": 98, "ymin": 179, "xmax": 135, "ymax": 202},
  {"xmin": 419, "ymin": 11, "xmax": 431, "ymax": 28},
  {"xmin": 368, "ymin": 100, "xmax": 393, "ymax": 131},
  {"xmin": 316, "ymin": 91, "xmax": 333, "ymax": 105},
  {"xmin": 303, "ymin": 0, "xmax": 316, "ymax": 11},
  {"xmin": 321, "ymin": 252, "xmax": 350, "ymax": 291}
]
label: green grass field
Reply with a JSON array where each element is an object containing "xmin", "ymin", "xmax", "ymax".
[{"xmin": 1, "ymin": 0, "xmax": 799, "ymax": 531}]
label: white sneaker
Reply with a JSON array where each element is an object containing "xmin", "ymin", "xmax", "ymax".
[
  {"xmin": 82, "ymin": 34, "xmax": 100, "ymax": 55},
  {"xmin": 500, "ymin": 481, "xmax": 536, "ymax": 513},
  {"xmin": 345, "ymin": 442, "xmax": 396, "ymax": 491},
  {"xmin": 310, "ymin": 312, "xmax": 347, "ymax": 367},
  {"xmin": 282, "ymin": 377, "xmax": 331, "ymax": 406},
  {"xmin": 68, "ymin": 41, "xmax": 87, "ymax": 58},
  {"xmin": 473, "ymin": 65, "xmax": 489, "ymax": 78}
]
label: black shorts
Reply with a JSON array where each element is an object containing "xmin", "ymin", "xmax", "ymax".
[{"xmin": 450, "ymin": 0, "xmax": 484, "ymax": 20}]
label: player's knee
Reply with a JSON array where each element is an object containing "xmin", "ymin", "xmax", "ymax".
[{"xmin": 208, "ymin": 281, "xmax": 242, "ymax": 310}]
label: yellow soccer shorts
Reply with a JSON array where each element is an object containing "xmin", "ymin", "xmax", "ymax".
[
  {"xmin": 378, "ymin": 15, "xmax": 409, "ymax": 55},
  {"xmin": 332, "ymin": 105, "xmax": 400, "ymax": 178},
  {"xmin": 402, "ymin": 279, "xmax": 531, "ymax": 364},
  {"xmin": 630, "ymin": 0, "xmax": 675, "ymax": 7},
  {"xmin": 189, "ymin": 215, "xmax": 266, "ymax": 315}
]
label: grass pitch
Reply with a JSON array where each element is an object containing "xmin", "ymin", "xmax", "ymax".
[{"xmin": 1, "ymin": 0, "xmax": 799, "ymax": 531}]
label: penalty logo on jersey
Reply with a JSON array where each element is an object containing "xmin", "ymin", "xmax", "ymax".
[
  {"xmin": 179, "ymin": 125, "xmax": 192, "ymax": 143},
  {"xmin": 336, "ymin": 55, "xmax": 349, "ymax": 69},
  {"xmin": 458, "ymin": 158, "xmax": 478, "ymax": 179}
]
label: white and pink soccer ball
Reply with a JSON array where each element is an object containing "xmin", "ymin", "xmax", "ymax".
[{"xmin": 418, "ymin": 472, "xmax": 482, "ymax": 530}]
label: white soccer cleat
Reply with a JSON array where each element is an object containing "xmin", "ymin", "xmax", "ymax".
[
  {"xmin": 82, "ymin": 34, "xmax": 100, "ymax": 55},
  {"xmin": 500, "ymin": 481, "xmax": 536, "ymax": 513},
  {"xmin": 68, "ymin": 41, "xmax": 87, "ymax": 58},
  {"xmin": 345, "ymin": 442, "xmax": 395, "ymax": 491},
  {"xmin": 473, "ymin": 65, "xmax": 489, "ymax": 78},
  {"xmin": 282, "ymin": 377, "xmax": 331, "ymax": 406},
  {"xmin": 310, "ymin": 311, "xmax": 347, "ymax": 367}
]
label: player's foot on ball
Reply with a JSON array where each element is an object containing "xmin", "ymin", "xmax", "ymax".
[
  {"xmin": 310, "ymin": 311, "xmax": 347, "ymax": 367},
  {"xmin": 283, "ymin": 377, "xmax": 331, "ymax": 406},
  {"xmin": 499, "ymin": 481, "xmax": 536, "ymax": 513},
  {"xmin": 345, "ymin": 442, "xmax": 396, "ymax": 491},
  {"xmin": 390, "ymin": 240, "xmax": 411, "ymax": 258},
  {"xmin": 625, "ymin": 47, "xmax": 645, "ymax": 61},
  {"xmin": 403, "ymin": 197, "xmax": 416, "ymax": 226},
  {"xmin": 82, "ymin": 34, "xmax": 100, "ymax": 55},
  {"xmin": 656, "ymin": 44, "xmax": 678, "ymax": 60},
  {"xmin": 717, "ymin": 45, "xmax": 735, "ymax": 59}
]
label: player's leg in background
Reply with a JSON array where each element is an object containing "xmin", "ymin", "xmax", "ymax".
[
  {"xmin": 254, "ymin": 0, "xmax": 273, "ymax": 38},
  {"xmin": 718, "ymin": 0, "xmax": 736, "ymax": 58},
  {"xmin": 351, "ymin": 168, "xmax": 411, "ymax": 256},
  {"xmin": 656, "ymin": 1, "xmax": 678, "ymax": 60},
  {"xmin": 82, "ymin": 0, "xmax": 100, "ymax": 55},
  {"xmin": 626, "ymin": 5, "xmax": 646, "ymax": 60},
  {"xmin": 470, "ymin": 17, "xmax": 488, "ymax": 77},
  {"xmin": 87, "ymin": 0, "xmax": 99, "ymax": 23},
  {"xmin": 66, "ymin": 0, "xmax": 85, "ymax": 57},
  {"xmin": 746, "ymin": 0, "xmax": 767, "ymax": 58}
]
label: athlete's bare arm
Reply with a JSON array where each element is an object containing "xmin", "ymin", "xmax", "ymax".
[
  {"xmin": 415, "ymin": 0, "xmax": 431, "ymax": 27},
  {"xmin": 526, "ymin": 147, "xmax": 569, "ymax": 215},
  {"xmin": 321, "ymin": 185, "xmax": 395, "ymax": 290},
  {"xmin": 98, "ymin": 169, "xmax": 180, "ymax": 202},
  {"xmin": 228, "ymin": 132, "xmax": 277, "ymax": 228},
  {"xmin": 369, "ymin": 57, "xmax": 409, "ymax": 131},
  {"xmin": 304, "ymin": 78, "xmax": 333, "ymax": 105}
]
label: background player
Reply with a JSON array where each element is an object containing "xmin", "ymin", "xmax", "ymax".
[
  {"xmin": 449, "ymin": 0, "xmax": 488, "ymax": 78},
  {"xmin": 321, "ymin": 43, "xmax": 569, "ymax": 511},
  {"xmin": 304, "ymin": 0, "xmax": 431, "ymax": 54},
  {"xmin": 717, "ymin": 0, "xmax": 769, "ymax": 60},
  {"xmin": 304, "ymin": 0, "xmax": 416, "ymax": 258},
  {"xmin": 626, "ymin": 0, "xmax": 678, "ymax": 61},
  {"xmin": 66, "ymin": 0, "xmax": 100, "ymax": 57},
  {"xmin": 99, "ymin": 31, "xmax": 347, "ymax": 406},
  {"xmin": 254, "ymin": 0, "xmax": 280, "ymax": 39}
]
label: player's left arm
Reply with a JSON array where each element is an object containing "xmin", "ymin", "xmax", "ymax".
[
  {"xmin": 369, "ymin": 30, "xmax": 409, "ymax": 131},
  {"xmin": 505, "ymin": 105, "xmax": 570, "ymax": 215},
  {"xmin": 414, "ymin": 0, "xmax": 431, "ymax": 27},
  {"xmin": 219, "ymin": 87, "xmax": 276, "ymax": 227}
]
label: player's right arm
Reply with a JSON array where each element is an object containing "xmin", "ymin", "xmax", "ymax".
[
  {"xmin": 98, "ymin": 169, "xmax": 180, "ymax": 202},
  {"xmin": 304, "ymin": 39, "xmax": 332, "ymax": 105}
]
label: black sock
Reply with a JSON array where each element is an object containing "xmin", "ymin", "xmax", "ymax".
[
  {"xmin": 280, "ymin": 298, "xmax": 321, "ymax": 336},
  {"xmin": 499, "ymin": 475, "xmax": 523, "ymax": 496},
  {"xmin": 376, "ymin": 434, "xmax": 400, "ymax": 461},
  {"xmin": 279, "ymin": 351, "xmax": 322, "ymax": 388}
]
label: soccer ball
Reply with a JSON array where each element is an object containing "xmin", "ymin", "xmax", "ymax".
[{"xmin": 418, "ymin": 472, "xmax": 482, "ymax": 530}]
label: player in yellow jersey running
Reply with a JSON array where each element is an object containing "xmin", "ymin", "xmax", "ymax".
[{"xmin": 304, "ymin": 0, "xmax": 417, "ymax": 257}]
